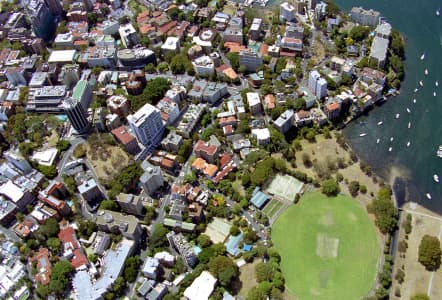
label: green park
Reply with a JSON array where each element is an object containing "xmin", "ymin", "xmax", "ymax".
[{"xmin": 272, "ymin": 192, "xmax": 380, "ymax": 300}]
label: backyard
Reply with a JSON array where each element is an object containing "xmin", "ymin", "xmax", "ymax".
[{"xmin": 272, "ymin": 192, "xmax": 380, "ymax": 300}]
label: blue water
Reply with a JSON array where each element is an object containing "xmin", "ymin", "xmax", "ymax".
[
  {"xmin": 333, "ymin": 0, "xmax": 442, "ymax": 212},
  {"xmin": 56, "ymin": 115, "xmax": 68, "ymax": 122}
]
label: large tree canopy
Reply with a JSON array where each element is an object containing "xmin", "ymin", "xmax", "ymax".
[{"xmin": 418, "ymin": 235, "xmax": 442, "ymax": 271}]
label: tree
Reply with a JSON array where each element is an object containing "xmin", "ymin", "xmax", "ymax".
[
  {"xmin": 368, "ymin": 188, "xmax": 398, "ymax": 234},
  {"xmin": 149, "ymin": 224, "xmax": 169, "ymax": 250},
  {"xmin": 73, "ymin": 144, "xmax": 86, "ymax": 158},
  {"xmin": 144, "ymin": 206, "xmax": 157, "ymax": 224},
  {"xmin": 56, "ymin": 140, "xmax": 70, "ymax": 151},
  {"xmin": 144, "ymin": 63, "xmax": 157, "ymax": 74},
  {"xmin": 50, "ymin": 260, "xmax": 74, "ymax": 295},
  {"xmin": 128, "ymin": 77, "xmax": 171, "ymax": 111},
  {"xmin": 238, "ymin": 65, "xmax": 247, "ymax": 73},
  {"xmin": 227, "ymin": 52, "xmax": 240, "ymax": 71},
  {"xmin": 37, "ymin": 164, "xmax": 57, "ymax": 179},
  {"xmin": 124, "ymin": 256, "xmax": 141, "ymax": 282},
  {"xmin": 418, "ymin": 235, "xmax": 442, "ymax": 271},
  {"xmin": 321, "ymin": 179, "xmax": 340, "ymax": 197},
  {"xmin": 36, "ymin": 284, "xmax": 50, "ymax": 299},
  {"xmin": 39, "ymin": 218, "xmax": 60, "ymax": 239},
  {"xmin": 173, "ymin": 256, "xmax": 187, "ymax": 274},
  {"xmin": 99, "ymin": 200, "xmax": 120, "ymax": 211},
  {"xmin": 170, "ymin": 54, "xmax": 192, "ymax": 75},
  {"xmin": 348, "ymin": 180, "xmax": 360, "ymax": 197},
  {"xmin": 197, "ymin": 234, "xmax": 212, "ymax": 248},
  {"xmin": 208, "ymin": 256, "xmax": 239, "ymax": 287},
  {"xmin": 87, "ymin": 13, "xmax": 98, "ymax": 26},
  {"xmin": 247, "ymin": 286, "xmax": 267, "ymax": 300},
  {"xmin": 47, "ymin": 237, "xmax": 61, "ymax": 255},
  {"xmin": 77, "ymin": 220, "xmax": 97, "ymax": 238},
  {"xmin": 255, "ymin": 262, "xmax": 275, "ymax": 282},
  {"xmin": 230, "ymin": 225, "xmax": 241, "ymax": 236}
]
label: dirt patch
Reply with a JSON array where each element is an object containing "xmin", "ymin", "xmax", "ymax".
[
  {"xmin": 238, "ymin": 260, "xmax": 259, "ymax": 298},
  {"xmin": 316, "ymin": 233, "xmax": 339, "ymax": 258},
  {"xmin": 391, "ymin": 203, "xmax": 442, "ymax": 300},
  {"xmin": 319, "ymin": 211, "xmax": 335, "ymax": 226},
  {"xmin": 86, "ymin": 145, "xmax": 131, "ymax": 181}
]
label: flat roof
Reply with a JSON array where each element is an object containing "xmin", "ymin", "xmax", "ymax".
[
  {"xmin": 31, "ymin": 148, "xmax": 58, "ymax": 166},
  {"xmin": 72, "ymin": 80, "xmax": 88, "ymax": 101},
  {"xmin": 0, "ymin": 181, "xmax": 24, "ymax": 203},
  {"xmin": 48, "ymin": 50, "xmax": 77, "ymax": 63},
  {"xmin": 250, "ymin": 187, "xmax": 270, "ymax": 209},
  {"xmin": 184, "ymin": 271, "xmax": 217, "ymax": 300},
  {"xmin": 72, "ymin": 239, "xmax": 134, "ymax": 300},
  {"xmin": 370, "ymin": 36, "xmax": 389, "ymax": 61}
]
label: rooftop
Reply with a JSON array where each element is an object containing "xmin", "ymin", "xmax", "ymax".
[
  {"xmin": 111, "ymin": 126, "xmax": 136, "ymax": 145},
  {"xmin": 72, "ymin": 239, "xmax": 134, "ymax": 300},
  {"xmin": 48, "ymin": 50, "xmax": 77, "ymax": 63},
  {"xmin": 184, "ymin": 271, "xmax": 217, "ymax": 300}
]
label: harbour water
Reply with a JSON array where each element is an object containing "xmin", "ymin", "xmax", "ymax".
[{"xmin": 333, "ymin": 0, "xmax": 442, "ymax": 212}]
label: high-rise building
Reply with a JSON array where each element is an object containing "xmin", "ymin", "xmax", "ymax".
[
  {"xmin": 308, "ymin": 70, "xmax": 327, "ymax": 99},
  {"xmin": 45, "ymin": 0, "xmax": 63, "ymax": 16},
  {"xmin": 280, "ymin": 2, "xmax": 296, "ymax": 22},
  {"xmin": 27, "ymin": 0, "xmax": 57, "ymax": 41},
  {"xmin": 61, "ymin": 98, "xmax": 91, "ymax": 134},
  {"xmin": 72, "ymin": 80, "xmax": 92, "ymax": 109},
  {"xmin": 118, "ymin": 23, "xmax": 139, "ymax": 48},
  {"xmin": 59, "ymin": 64, "xmax": 80, "ymax": 88},
  {"xmin": 350, "ymin": 7, "xmax": 380, "ymax": 26},
  {"xmin": 127, "ymin": 103, "xmax": 164, "ymax": 152},
  {"xmin": 239, "ymin": 50, "xmax": 263, "ymax": 72},
  {"xmin": 308, "ymin": 0, "xmax": 317, "ymax": 10}
]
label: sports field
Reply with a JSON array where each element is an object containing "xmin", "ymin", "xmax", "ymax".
[
  {"xmin": 266, "ymin": 174, "xmax": 304, "ymax": 202},
  {"xmin": 272, "ymin": 192, "xmax": 380, "ymax": 300},
  {"xmin": 262, "ymin": 199, "xmax": 284, "ymax": 219}
]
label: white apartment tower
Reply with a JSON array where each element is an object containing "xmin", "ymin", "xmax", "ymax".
[
  {"xmin": 280, "ymin": 2, "xmax": 296, "ymax": 22},
  {"xmin": 308, "ymin": 70, "xmax": 328, "ymax": 99},
  {"xmin": 127, "ymin": 103, "xmax": 165, "ymax": 152}
]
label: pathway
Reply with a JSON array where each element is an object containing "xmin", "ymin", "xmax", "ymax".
[{"xmin": 402, "ymin": 209, "xmax": 442, "ymax": 222}]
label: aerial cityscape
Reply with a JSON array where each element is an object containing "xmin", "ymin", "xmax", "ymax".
[{"xmin": 0, "ymin": 0, "xmax": 440, "ymax": 299}]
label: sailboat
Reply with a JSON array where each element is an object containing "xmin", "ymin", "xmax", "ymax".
[
  {"xmin": 421, "ymin": 53, "xmax": 425, "ymax": 60},
  {"xmin": 436, "ymin": 81, "xmax": 439, "ymax": 87},
  {"xmin": 408, "ymin": 122, "xmax": 411, "ymax": 129},
  {"xmin": 406, "ymin": 141, "xmax": 411, "ymax": 147},
  {"xmin": 390, "ymin": 137, "xmax": 394, "ymax": 142},
  {"xmin": 377, "ymin": 121, "xmax": 383, "ymax": 126},
  {"xmin": 376, "ymin": 138, "xmax": 380, "ymax": 144},
  {"xmin": 395, "ymin": 113, "xmax": 400, "ymax": 119},
  {"xmin": 406, "ymin": 108, "xmax": 411, "ymax": 113},
  {"xmin": 419, "ymin": 80, "xmax": 424, "ymax": 87},
  {"xmin": 413, "ymin": 98, "xmax": 417, "ymax": 103},
  {"xmin": 388, "ymin": 147, "xmax": 393, "ymax": 152},
  {"xmin": 434, "ymin": 91, "xmax": 437, "ymax": 97},
  {"xmin": 425, "ymin": 69, "xmax": 429, "ymax": 75},
  {"xmin": 426, "ymin": 193, "xmax": 432, "ymax": 200},
  {"xmin": 434, "ymin": 175, "xmax": 440, "ymax": 183},
  {"xmin": 437, "ymin": 8, "xmax": 440, "ymax": 16}
]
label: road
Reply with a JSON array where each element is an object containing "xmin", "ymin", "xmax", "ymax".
[
  {"xmin": 57, "ymin": 136, "xmax": 107, "ymax": 216},
  {"xmin": 0, "ymin": 225, "xmax": 20, "ymax": 243},
  {"xmin": 56, "ymin": 137, "xmax": 86, "ymax": 179}
]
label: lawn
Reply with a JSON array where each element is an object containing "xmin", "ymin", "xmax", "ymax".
[{"xmin": 272, "ymin": 192, "xmax": 380, "ymax": 300}]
